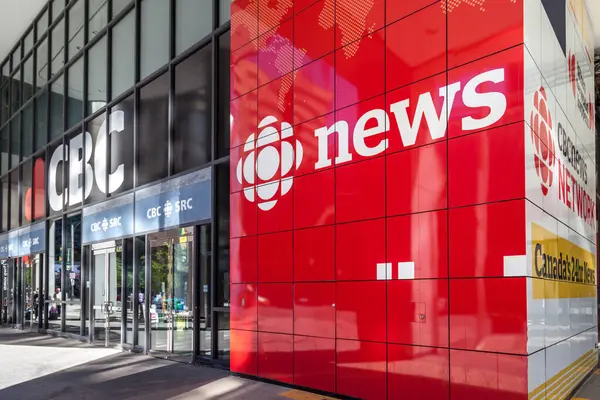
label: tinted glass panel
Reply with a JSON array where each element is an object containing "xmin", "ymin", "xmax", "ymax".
[
  {"xmin": 1, "ymin": 85, "xmax": 8, "ymax": 124},
  {"xmin": 35, "ymin": 91, "xmax": 48, "ymax": 150},
  {"xmin": 112, "ymin": 0, "xmax": 132, "ymax": 18},
  {"xmin": 22, "ymin": 160, "xmax": 32, "ymax": 224},
  {"xmin": 67, "ymin": 57, "xmax": 84, "ymax": 128},
  {"xmin": 22, "ymin": 103, "xmax": 33, "ymax": 158},
  {"xmin": 174, "ymin": 46, "xmax": 211, "ymax": 173},
  {"xmin": 37, "ymin": 9, "xmax": 49, "ymax": 39},
  {"xmin": 217, "ymin": 32, "xmax": 230, "ymax": 158},
  {"xmin": 216, "ymin": 164, "xmax": 229, "ymax": 308},
  {"xmin": 24, "ymin": 30, "xmax": 34, "ymax": 55},
  {"xmin": 85, "ymin": 113, "xmax": 106, "ymax": 205},
  {"xmin": 48, "ymin": 218, "xmax": 62, "ymax": 330},
  {"xmin": 140, "ymin": 0, "xmax": 169, "ymax": 80},
  {"xmin": 23, "ymin": 55, "xmax": 34, "ymax": 102},
  {"xmin": 219, "ymin": 0, "xmax": 230, "ymax": 25},
  {"xmin": 32, "ymin": 154, "xmax": 45, "ymax": 221},
  {"xmin": 110, "ymin": 95, "xmax": 134, "ymax": 194},
  {"xmin": 65, "ymin": 213, "xmax": 82, "ymax": 334},
  {"xmin": 10, "ymin": 169, "xmax": 19, "ymax": 229},
  {"xmin": 68, "ymin": 0, "xmax": 84, "ymax": 59},
  {"xmin": 0, "ymin": 127, "xmax": 7, "ymax": 175},
  {"xmin": 10, "ymin": 117, "xmax": 20, "ymax": 167},
  {"xmin": 175, "ymin": 0, "xmax": 212, "ymax": 56},
  {"xmin": 52, "ymin": 0, "xmax": 65, "ymax": 21},
  {"xmin": 111, "ymin": 11, "xmax": 135, "ymax": 99},
  {"xmin": 89, "ymin": 0, "xmax": 108, "ymax": 41},
  {"xmin": 1, "ymin": 177, "xmax": 8, "ymax": 232},
  {"xmin": 36, "ymin": 38, "xmax": 48, "ymax": 89},
  {"xmin": 51, "ymin": 19, "xmax": 65, "ymax": 76},
  {"xmin": 137, "ymin": 73, "xmax": 168, "ymax": 186},
  {"xmin": 50, "ymin": 75, "xmax": 64, "ymax": 140},
  {"xmin": 87, "ymin": 36, "xmax": 107, "ymax": 115},
  {"xmin": 11, "ymin": 70, "xmax": 21, "ymax": 113}
]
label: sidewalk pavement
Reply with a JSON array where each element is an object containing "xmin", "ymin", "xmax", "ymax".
[
  {"xmin": 0, "ymin": 327, "xmax": 339, "ymax": 400},
  {"xmin": 574, "ymin": 367, "xmax": 600, "ymax": 400}
]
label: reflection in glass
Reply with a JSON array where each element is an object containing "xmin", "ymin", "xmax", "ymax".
[
  {"xmin": 112, "ymin": 0, "xmax": 132, "ymax": 18},
  {"xmin": 111, "ymin": 11, "xmax": 134, "ymax": 99},
  {"xmin": 217, "ymin": 312, "xmax": 230, "ymax": 359},
  {"xmin": 32, "ymin": 155, "xmax": 45, "ymax": 221},
  {"xmin": 35, "ymin": 91, "xmax": 48, "ymax": 150},
  {"xmin": 68, "ymin": 0, "xmax": 84, "ymax": 59},
  {"xmin": 51, "ymin": 19, "xmax": 65, "ymax": 76},
  {"xmin": 198, "ymin": 225, "xmax": 211, "ymax": 356},
  {"xmin": 137, "ymin": 73, "xmax": 168, "ymax": 186},
  {"xmin": 23, "ymin": 254, "xmax": 42, "ymax": 329},
  {"xmin": 37, "ymin": 9, "xmax": 49, "ymax": 40},
  {"xmin": 87, "ymin": 36, "xmax": 107, "ymax": 115},
  {"xmin": 175, "ymin": 0, "xmax": 212, "ymax": 56},
  {"xmin": 48, "ymin": 218, "xmax": 62, "ymax": 331},
  {"xmin": 24, "ymin": 30, "xmax": 34, "ymax": 55},
  {"xmin": 10, "ymin": 118, "xmax": 20, "ymax": 167},
  {"xmin": 65, "ymin": 214, "xmax": 82, "ymax": 334},
  {"xmin": 11, "ymin": 70, "xmax": 21, "ymax": 112},
  {"xmin": 23, "ymin": 55, "xmax": 34, "ymax": 102},
  {"xmin": 0, "ymin": 177, "xmax": 8, "ymax": 232},
  {"xmin": 36, "ymin": 38, "xmax": 48, "ymax": 89},
  {"xmin": 150, "ymin": 242, "xmax": 171, "ymax": 352},
  {"xmin": 217, "ymin": 32, "xmax": 230, "ymax": 158},
  {"xmin": 88, "ymin": 0, "xmax": 108, "ymax": 41},
  {"xmin": 50, "ymin": 75, "xmax": 64, "ymax": 140},
  {"xmin": 174, "ymin": 46, "xmax": 211, "ymax": 173},
  {"xmin": 67, "ymin": 57, "xmax": 84, "ymax": 128},
  {"xmin": 140, "ymin": 0, "xmax": 168, "ymax": 80},
  {"xmin": 0, "ymin": 128, "xmax": 7, "ymax": 175},
  {"xmin": 219, "ymin": 0, "xmax": 230, "ymax": 25},
  {"xmin": 21, "ymin": 160, "xmax": 32, "ymax": 223},
  {"xmin": 9, "ymin": 169, "xmax": 19, "ymax": 230},
  {"xmin": 136, "ymin": 236, "xmax": 145, "ymax": 346},
  {"xmin": 1, "ymin": 86, "xmax": 8, "ymax": 124},
  {"xmin": 123, "ymin": 238, "xmax": 134, "ymax": 344},
  {"xmin": 216, "ymin": 164, "xmax": 230, "ymax": 308},
  {"xmin": 22, "ymin": 103, "xmax": 33, "ymax": 158}
]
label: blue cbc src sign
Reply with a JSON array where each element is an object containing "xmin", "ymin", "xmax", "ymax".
[{"xmin": 134, "ymin": 178, "xmax": 211, "ymax": 235}]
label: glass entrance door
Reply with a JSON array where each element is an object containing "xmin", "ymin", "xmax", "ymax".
[
  {"xmin": 91, "ymin": 245, "xmax": 122, "ymax": 346},
  {"xmin": 23, "ymin": 254, "xmax": 42, "ymax": 329},
  {"xmin": 149, "ymin": 228, "xmax": 193, "ymax": 359}
]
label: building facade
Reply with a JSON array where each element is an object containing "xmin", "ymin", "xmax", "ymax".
[
  {"xmin": 0, "ymin": 0, "xmax": 232, "ymax": 364},
  {"xmin": 229, "ymin": 0, "xmax": 599, "ymax": 399},
  {"xmin": 0, "ymin": 0, "xmax": 598, "ymax": 399}
]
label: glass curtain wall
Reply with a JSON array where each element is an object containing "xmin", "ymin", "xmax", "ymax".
[{"xmin": 0, "ymin": 0, "xmax": 231, "ymax": 361}]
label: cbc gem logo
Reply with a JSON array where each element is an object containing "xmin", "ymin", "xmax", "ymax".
[
  {"xmin": 236, "ymin": 116, "xmax": 303, "ymax": 211},
  {"xmin": 530, "ymin": 86, "xmax": 556, "ymax": 196}
]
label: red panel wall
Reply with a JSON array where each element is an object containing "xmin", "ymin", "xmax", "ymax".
[{"xmin": 230, "ymin": 1, "xmax": 528, "ymax": 398}]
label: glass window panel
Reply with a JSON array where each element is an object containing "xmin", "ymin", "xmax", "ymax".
[
  {"xmin": 137, "ymin": 73, "xmax": 168, "ymax": 186},
  {"xmin": 9, "ymin": 169, "xmax": 19, "ymax": 229},
  {"xmin": 0, "ymin": 177, "xmax": 7, "ymax": 232},
  {"xmin": 217, "ymin": 32, "xmax": 230, "ymax": 158},
  {"xmin": 50, "ymin": 74, "xmax": 64, "ymax": 140},
  {"xmin": 21, "ymin": 160, "xmax": 32, "ymax": 224},
  {"xmin": 12, "ymin": 45, "xmax": 22, "ymax": 70},
  {"xmin": 64, "ymin": 213, "xmax": 82, "ymax": 334},
  {"xmin": 1, "ymin": 85, "xmax": 9, "ymax": 124},
  {"xmin": 36, "ymin": 37, "xmax": 49, "ymax": 89},
  {"xmin": 37, "ymin": 9, "xmax": 49, "ymax": 40},
  {"xmin": 112, "ymin": 0, "xmax": 132, "ymax": 18},
  {"xmin": 88, "ymin": 0, "xmax": 108, "ymax": 41},
  {"xmin": 87, "ymin": 35, "xmax": 107, "ymax": 115},
  {"xmin": 216, "ymin": 312, "xmax": 230, "ymax": 359},
  {"xmin": 52, "ymin": 0, "xmax": 65, "ymax": 21},
  {"xmin": 175, "ymin": 0, "xmax": 212, "ymax": 56},
  {"xmin": 140, "ymin": 0, "xmax": 169, "ymax": 80},
  {"xmin": 22, "ymin": 103, "xmax": 33, "ymax": 158},
  {"xmin": 135, "ymin": 235, "xmax": 145, "ymax": 346},
  {"xmin": 111, "ymin": 11, "xmax": 135, "ymax": 99},
  {"xmin": 68, "ymin": 0, "xmax": 84, "ymax": 59},
  {"xmin": 219, "ymin": 0, "xmax": 230, "ymax": 25},
  {"xmin": 24, "ymin": 30, "xmax": 34, "ymax": 55},
  {"xmin": 1, "ymin": 62, "xmax": 8, "ymax": 87},
  {"xmin": 85, "ymin": 113, "xmax": 106, "ymax": 205},
  {"xmin": 11, "ymin": 70, "xmax": 21, "ymax": 113},
  {"xmin": 48, "ymin": 218, "xmax": 62, "ymax": 330},
  {"xmin": 173, "ymin": 46, "xmax": 211, "ymax": 173},
  {"xmin": 10, "ymin": 117, "xmax": 20, "ymax": 167},
  {"xmin": 35, "ymin": 91, "xmax": 48, "ymax": 150},
  {"xmin": 0, "ymin": 127, "xmax": 8, "ymax": 175},
  {"xmin": 67, "ymin": 57, "xmax": 83, "ymax": 128},
  {"xmin": 23, "ymin": 55, "xmax": 34, "ymax": 102},
  {"xmin": 110, "ymin": 95, "xmax": 134, "ymax": 194},
  {"xmin": 216, "ymin": 164, "xmax": 230, "ymax": 309},
  {"xmin": 32, "ymin": 154, "xmax": 45, "ymax": 221},
  {"xmin": 121, "ymin": 238, "xmax": 134, "ymax": 344},
  {"xmin": 51, "ymin": 19, "xmax": 65, "ymax": 76},
  {"xmin": 48, "ymin": 141, "xmax": 64, "ymax": 216}
]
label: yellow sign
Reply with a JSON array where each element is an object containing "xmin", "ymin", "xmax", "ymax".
[{"xmin": 531, "ymin": 223, "xmax": 596, "ymax": 299}]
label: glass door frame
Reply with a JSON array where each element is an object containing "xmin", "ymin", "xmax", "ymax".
[
  {"xmin": 20, "ymin": 253, "xmax": 44, "ymax": 331},
  {"xmin": 89, "ymin": 241, "xmax": 121, "ymax": 347},
  {"xmin": 146, "ymin": 227, "xmax": 196, "ymax": 362}
]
